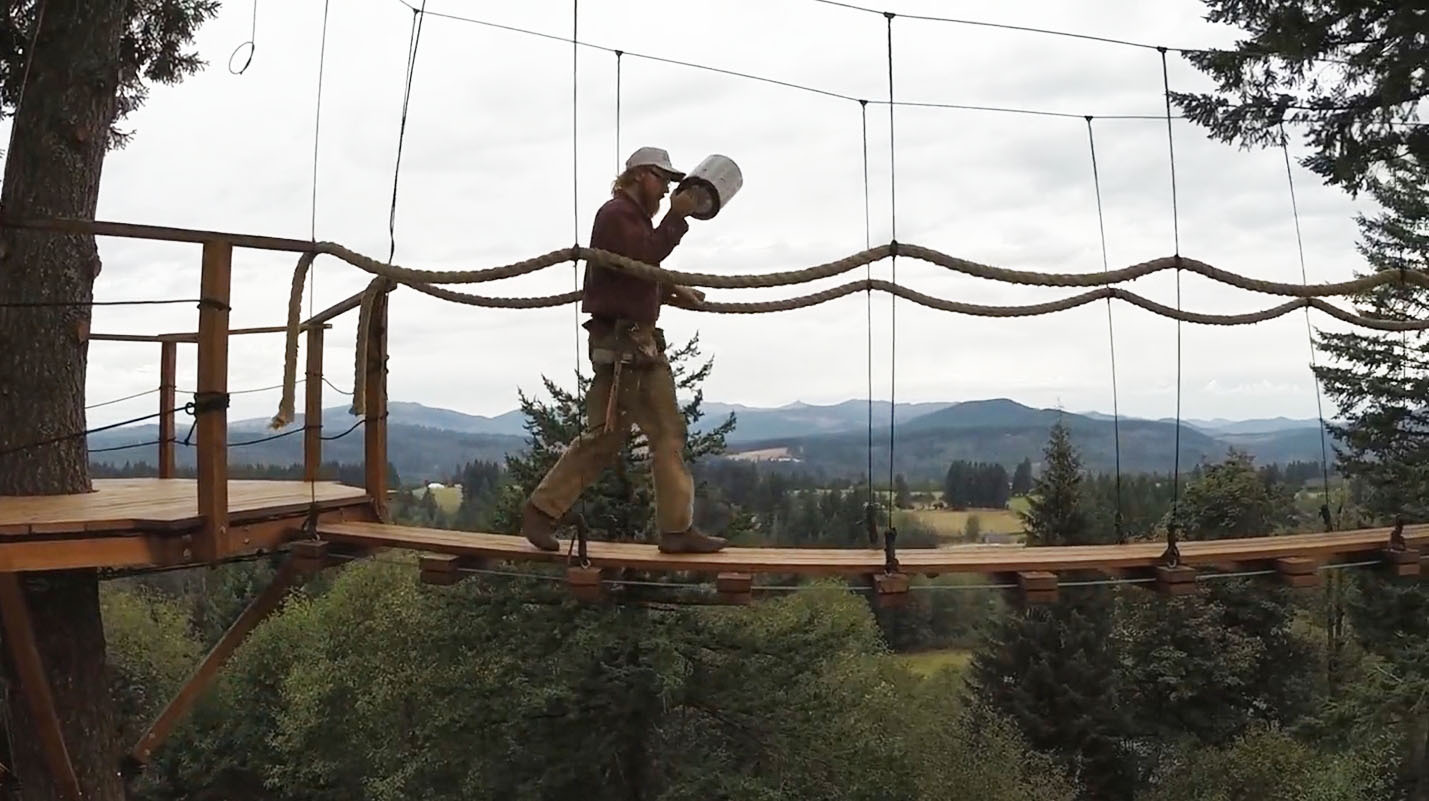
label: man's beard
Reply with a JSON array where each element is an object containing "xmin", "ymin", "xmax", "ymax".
[{"xmin": 640, "ymin": 188, "xmax": 661, "ymax": 218}]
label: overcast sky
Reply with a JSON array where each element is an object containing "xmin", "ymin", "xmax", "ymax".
[{"xmin": 75, "ymin": 0, "xmax": 1383, "ymax": 431}]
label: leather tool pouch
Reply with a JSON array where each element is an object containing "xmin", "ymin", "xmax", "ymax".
[{"xmin": 586, "ymin": 318, "xmax": 664, "ymax": 367}]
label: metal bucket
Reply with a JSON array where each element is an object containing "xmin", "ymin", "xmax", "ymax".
[{"xmin": 676, "ymin": 154, "xmax": 742, "ymax": 220}]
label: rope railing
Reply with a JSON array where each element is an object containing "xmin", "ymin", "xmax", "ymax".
[{"xmin": 266, "ymin": 238, "xmax": 1429, "ymax": 430}]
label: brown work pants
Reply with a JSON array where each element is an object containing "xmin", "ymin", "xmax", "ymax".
[{"xmin": 528, "ymin": 342, "xmax": 693, "ymax": 534}]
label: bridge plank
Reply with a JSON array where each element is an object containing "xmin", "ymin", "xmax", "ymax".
[{"xmin": 316, "ymin": 520, "xmax": 1429, "ymax": 577}]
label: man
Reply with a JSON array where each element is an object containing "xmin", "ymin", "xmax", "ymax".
[{"xmin": 521, "ymin": 146, "xmax": 729, "ymax": 554}]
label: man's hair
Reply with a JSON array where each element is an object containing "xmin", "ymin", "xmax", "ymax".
[{"xmin": 611, "ymin": 166, "xmax": 647, "ymax": 194}]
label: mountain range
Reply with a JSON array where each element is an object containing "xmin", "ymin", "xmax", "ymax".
[{"xmin": 86, "ymin": 398, "xmax": 1335, "ymax": 485}]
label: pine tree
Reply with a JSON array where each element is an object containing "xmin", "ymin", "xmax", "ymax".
[
  {"xmin": 967, "ymin": 422, "xmax": 1137, "ymax": 800},
  {"xmin": 1011, "ymin": 457, "xmax": 1034, "ymax": 497},
  {"xmin": 1173, "ymin": 0, "xmax": 1428, "ymax": 193},
  {"xmin": 1309, "ymin": 155, "xmax": 1429, "ymax": 796}
]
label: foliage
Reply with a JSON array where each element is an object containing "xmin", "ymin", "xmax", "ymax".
[
  {"xmin": 967, "ymin": 423, "xmax": 1137, "ymax": 800},
  {"xmin": 1010, "ymin": 457, "xmax": 1033, "ymax": 496},
  {"xmin": 1143, "ymin": 724, "xmax": 1388, "ymax": 801},
  {"xmin": 1173, "ymin": 0, "xmax": 1429, "ymax": 192},
  {"xmin": 1315, "ymin": 157, "xmax": 1429, "ymax": 522},
  {"xmin": 98, "ymin": 585, "xmax": 202, "ymax": 751},
  {"xmin": 941, "ymin": 460, "xmax": 1011, "ymax": 509}
]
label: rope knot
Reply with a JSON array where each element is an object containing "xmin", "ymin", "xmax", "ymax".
[{"xmin": 888, "ymin": 239, "xmax": 900, "ymax": 257}]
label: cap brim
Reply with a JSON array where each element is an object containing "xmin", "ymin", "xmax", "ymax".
[{"xmin": 654, "ymin": 166, "xmax": 685, "ymax": 181}]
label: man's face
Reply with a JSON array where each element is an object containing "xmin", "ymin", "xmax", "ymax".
[{"xmin": 634, "ymin": 168, "xmax": 672, "ymax": 217}]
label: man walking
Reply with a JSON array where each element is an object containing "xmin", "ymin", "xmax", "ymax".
[{"xmin": 521, "ymin": 147, "xmax": 728, "ymax": 554}]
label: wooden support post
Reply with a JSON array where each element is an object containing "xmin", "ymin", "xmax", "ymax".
[
  {"xmin": 1017, "ymin": 570, "xmax": 1058, "ymax": 604},
  {"xmin": 1155, "ymin": 565, "xmax": 1198, "ymax": 596},
  {"xmin": 0, "ymin": 573, "xmax": 81, "ymax": 801},
  {"xmin": 303, "ymin": 325, "xmax": 324, "ymax": 483},
  {"xmin": 1383, "ymin": 547, "xmax": 1421, "ymax": 577},
  {"xmin": 129, "ymin": 545, "xmax": 325, "ymax": 768},
  {"xmin": 567, "ymin": 565, "xmax": 604, "ymax": 602},
  {"xmin": 364, "ymin": 291, "xmax": 389, "ymax": 519},
  {"xmin": 195, "ymin": 240, "xmax": 232, "ymax": 561},
  {"xmin": 872, "ymin": 572, "xmax": 910, "ymax": 608},
  {"xmin": 715, "ymin": 572, "xmax": 753, "ymax": 605},
  {"xmin": 419, "ymin": 553, "xmax": 487, "ymax": 586},
  {"xmin": 1274, "ymin": 556, "xmax": 1320, "ymax": 588},
  {"xmin": 158, "ymin": 340, "xmax": 177, "ymax": 478}
]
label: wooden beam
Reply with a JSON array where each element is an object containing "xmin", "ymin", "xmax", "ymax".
[
  {"xmin": 194, "ymin": 240, "xmax": 232, "ymax": 562},
  {"xmin": 158, "ymin": 340, "xmax": 177, "ymax": 479},
  {"xmin": 0, "ymin": 573, "xmax": 81, "ymax": 800},
  {"xmin": 303, "ymin": 326, "xmax": 324, "ymax": 482},
  {"xmin": 0, "ymin": 214, "xmax": 317, "ymax": 253},
  {"xmin": 1016, "ymin": 570, "xmax": 1058, "ymax": 604},
  {"xmin": 129, "ymin": 547, "xmax": 325, "ymax": 766},
  {"xmin": 301, "ymin": 285, "xmax": 393, "ymax": 331},
  {"xmin": 364, "ymin": 292, "xmax": 389, "ymax": 519},
  {"xmin": 90, "ymin": 324, "xmax": 328, "ymax": 344},
  {"xmin": 1274, "ymin": 556, "xmax": 1320, "ymax": 588},
  {"xmin": 567, "ymin": 565, "xmax": 604, "ymax": 602},
  {"xmin": 871, "ymin": 572, "xmax": 910, "ymax": 608}
]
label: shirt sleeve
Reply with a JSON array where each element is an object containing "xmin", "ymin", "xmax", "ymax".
[{"xmin": 592, "ymin": 200, "xmax": 689, "ymax": 267}]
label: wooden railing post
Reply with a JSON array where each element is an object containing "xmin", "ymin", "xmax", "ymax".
[
  {"xmin": 364, "ymin": 292, "xmax": 388, "ymax": 518},
  {"xmin": 195, "ymin": 240, "xmax": 232, "ymax": 561},
  {"xmin": 158, "ymin": 340, "xmax": 177, "ymax": 478},
  {"xmin": 304, "ymin": 326, "xmax": 323, "ymax": 482}
]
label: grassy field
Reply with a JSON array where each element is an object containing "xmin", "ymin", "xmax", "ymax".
[
  {"xmin": 413, "ymin": 485, "xmax": 463, "ymax": 514},
  {"xmin": 896, "ymin": 648, "xmax": 974, "ymax": 678},
  {"xmin": 899, "ymin": 501, "xmax": 1027, "ymax": 543}
]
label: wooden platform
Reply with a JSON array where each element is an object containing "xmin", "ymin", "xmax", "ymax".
[
  {"xmin": 316, "ymin": 519, "xmax": 1429, "ymax": 577},
  {"xmin": 0, "ymin": 479, "xmax": 376, "ymax": 571}
]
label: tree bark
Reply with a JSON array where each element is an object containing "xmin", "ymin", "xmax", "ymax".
[{"xmin": 0, "ymin": 1, "xmax": 130, "ymax": 800}]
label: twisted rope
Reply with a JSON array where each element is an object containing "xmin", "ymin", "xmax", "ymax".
[
  {"xmin": 269, "ymin": 243, "xmax": 1429, "ymax": 429},
  {"xmin": 314, "ymin": 240, "xmax": 1429, "ymax": 297}
]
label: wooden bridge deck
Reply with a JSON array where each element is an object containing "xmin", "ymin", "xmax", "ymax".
[
  {"xmin": 0, "ymin": 478, "xmax": 376, "ymax": 571},
  {"xmin": 316, "ymin": 519, "xmax": 1429, "ymax": 577}
]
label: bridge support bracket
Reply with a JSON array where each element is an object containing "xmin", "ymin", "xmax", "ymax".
[
  {"xmin": 1015, "ymin": 570, "xmax": 1058, "ymax": 605},
  {"xmin": 419, "ymin": 553, "xmax": 487, "ymax": 585},
  {"xmin": 1274, "ymin": 556, "xmax": 1321, "ymax": 588},
  {"xmin": 567, "ymin": 565, "xmax": 604, "ymax": 602},
  {"xmin": 871, "ymin": 572, "xmax": 910, "ymax": 609},
  {"xmin": 1382, "ymin": 547, "xmax": 1421, "ymax": 578},
  {"xmin": 715, "ymin": 572, "xmax": 753, "ymax": 605},
  {"xmin": 1155, "ymin": 565, "xmax": 1198, "ymax": 597}
]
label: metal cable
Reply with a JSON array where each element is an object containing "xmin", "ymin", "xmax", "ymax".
[
  {"xmin": 885, "ymin": 11, "xmax": 897, "ymax": 529},
  {"xmin": 1086, "ymin": 116, "xmax": 1124, "ymax": 542}
]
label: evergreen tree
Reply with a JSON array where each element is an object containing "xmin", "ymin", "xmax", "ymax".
[
  {"xmin": 967, "ymin": 422, "xmax": 1137, "ymax": 800},
  {"xmin": 1011, "ymin": 457, "xmax": 1034, "ymax": 496},
  {"xmin": 1309, "ymin": 155, "xmax": 1429, "ymax": 798},
  {"xmin": 1174, "ymin": 0, "xmax": 1428, "ymax": 193}
]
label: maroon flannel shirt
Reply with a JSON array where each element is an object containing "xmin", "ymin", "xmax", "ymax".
[{"xmin": 581, "ymin": 190, "xmax": 689, "ymax": 325}]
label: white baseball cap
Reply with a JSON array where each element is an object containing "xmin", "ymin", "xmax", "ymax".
[{"xmin": 625, "ymin": 146, "xmax": 685, "ymax": 181}]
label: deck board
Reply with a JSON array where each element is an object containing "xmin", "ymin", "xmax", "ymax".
[
  {"xmin": 0, "ymin": 479, "xmax": 370, "ymax": 536},
  {"xmin": 317, "ymin": 520, "xmax": 1429, "ymax": 576}
]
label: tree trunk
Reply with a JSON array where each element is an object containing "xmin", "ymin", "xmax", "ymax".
[{"xmin": 0, "ymin": 1, "xmax": 130, "ymax": 800}]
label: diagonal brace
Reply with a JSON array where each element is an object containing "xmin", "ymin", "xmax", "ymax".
[
  {"xmin": 0, "ymin": 572, "xmax": 81, "ymax": 800},
  {"xmin": 126, "ymin": 541, "xmax": 330, "ymax": 770}
]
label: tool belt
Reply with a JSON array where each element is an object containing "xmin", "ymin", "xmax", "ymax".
[{"xmin": 585, "ymin": 317, "xmax": 666, "ymax": 368}]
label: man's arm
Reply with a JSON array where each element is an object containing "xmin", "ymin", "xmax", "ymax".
[{"xmin": 595, "ymin": 199, "xmax": 691, "ymax": 267}]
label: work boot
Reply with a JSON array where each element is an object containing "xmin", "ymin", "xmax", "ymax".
[
  {"xmin": 658, "ymin": 527, "xmax": 728, "ymax": 554},
  {"xmin": 522, "ymin": 502, "xmax": 561, "ymax": 552}
]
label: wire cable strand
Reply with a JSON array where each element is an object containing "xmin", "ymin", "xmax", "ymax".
[
  {"xmin": 885, "ymin": 11, "xmax": 897, "ymax": 529},
  {"xmin": 392, "ymin": 0, "xmax": 1186, "ymax": 122},
  {"xmin": 1085, "ymin": 116, "xmax": 1124, "ymax": 542},
  {"xmin": 1159, "ymin": 47, "xmax": 1184, "ymax": 516},
  {"xmin": 1280, "ymin": 127, "xmax": 1334, "ymax": 529},
  {"xmin": 389, "ymin": 2, "xmax": 427, "ymax": 265}
]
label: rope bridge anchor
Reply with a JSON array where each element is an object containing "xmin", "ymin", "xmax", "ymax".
[{"xmin": 1382, "ymin": 516, "xmax": 1421, "ymax": 577}]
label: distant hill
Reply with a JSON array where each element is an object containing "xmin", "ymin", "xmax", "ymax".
[
  {"xmin": 697, "ymin": 399, "xmax": 955, "ymax": 442},
  {"xmin": 725, "ymin": 399, "xmax": 1338, "ymax": 483},
  {"xmin": 85, "ymin": 396, "xmax": 1338, "ymax": 485}
]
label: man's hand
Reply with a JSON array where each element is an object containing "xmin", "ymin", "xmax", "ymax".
[{"xmin": 668, "ymin": 189, "xmax": 698, "ymax": 218}]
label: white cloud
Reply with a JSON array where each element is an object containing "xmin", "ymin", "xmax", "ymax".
[{"xmin": 69, "ymin": 0, "xmax": 1389, "ymax": 431}]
